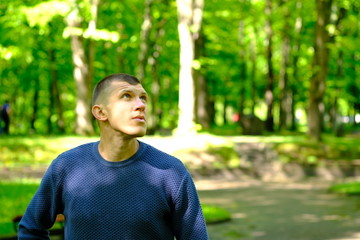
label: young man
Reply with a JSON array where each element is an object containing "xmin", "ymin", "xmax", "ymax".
[{"xmin": 18, "ymin": 73, "xmax": 209, "ymax": 239}]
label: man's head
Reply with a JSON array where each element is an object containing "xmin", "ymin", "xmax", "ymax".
[
  {"xmin": 92, "ymin": 73, "xmax": 141, "ymax": 106},
  {"xmin": 92, "ymin": 73, "xmax": 148, "ymax": 137}
]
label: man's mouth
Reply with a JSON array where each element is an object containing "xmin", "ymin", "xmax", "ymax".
[{"xmin": 133, "ymin": 115, "xmax": 146, "ymax": 122}]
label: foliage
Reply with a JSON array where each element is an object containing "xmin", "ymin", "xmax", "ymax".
[
  {"xmin": 328, "ymin": 181, "xmax": 360, "ymax": 195},
  {"xmin": 0, "ymin": 0, "xmax": 358, "ymax": 136}
]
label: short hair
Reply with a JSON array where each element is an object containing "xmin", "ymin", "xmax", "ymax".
[{"xmin": 92, "ymin": 73, "xmax": 141, "ymax": 105}]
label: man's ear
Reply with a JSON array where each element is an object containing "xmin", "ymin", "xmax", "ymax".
[{"xmin": 92, "ymin": 105, "xmax": 107, "ymax": 121}]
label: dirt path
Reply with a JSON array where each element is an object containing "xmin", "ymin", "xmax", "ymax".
[{"xmin": 196, "ymin": 179, "xmax": 360, "ymax": 240}]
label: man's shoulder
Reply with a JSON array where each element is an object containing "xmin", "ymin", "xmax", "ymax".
[
  {"xmin": 53, "ymin": 141, "xmax": 97, "ymax": 165},
  {"xmin": 142, "ymin": 141, "xmax": 179, "ymax": 159},
  {"xmin": 141, "ymin": 141, "xmax": 186, "ymax": 169}
]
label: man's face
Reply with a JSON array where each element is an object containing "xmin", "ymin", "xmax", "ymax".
[{"xmin": 101, "ymin": 81, "xmax": 148, "ymax": 137}]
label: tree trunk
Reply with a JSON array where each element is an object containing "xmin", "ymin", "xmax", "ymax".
[
  {"xmin": 149, "ymin": 17, "xmax": 167, "ymax": 133},
  {"xmin": 250, "ymin": 26, "xmax": 258, "ymax": 115},
  {"xmin": 66, "ymin": 0, "xmax": 94, "ymax": 135},
  {"xmin": 350, "ymin": 53, "xmax": 360, "ymax": 125},
  {"xmin": 290, "ymin": 0, "xmax": 303, "ymax": 131},
  {"xmin": 223, "ymin": 96, "xmax": 228, "ymax": 125},
  {"xmin": 308, "ymin": 0, "xmax": 332, "ymax": 141},
  {"xmin": 87, "ymin": 0, "xmax": 100, "ymax": 132},
  {"xmin": 137, "ymin": 0, "xmax": 153, "ymax": 82},
  {"xmin": 49, "ymin": 47, "xmax": 65, "ymax": 134},
  {"xmin": 330, "ymin": 7, "xmax": 346, "ymax": 135},
  {"xmin": 87, "ymin": 0, "xmax": 100, "ymax": 90},
  {"xmin": 265, "ymin": 0, "xmax": 275, "ymax": 132},
  {"xmin": 195, "ymin": 72, "xmax": 210, "ymax": 129},
  {"xmin": 176, "ymin": 0, "xmax": 204, "ymax": 135},
  {"xmin": 30, "ymin": 78, "xmax": 39, "ymax": 134},
  {"xmin": 279, "ymin": 0, "xmax": 291, "ymax": 130},
  {"xmin": 116, "ymin": 24, "xmax": 125, "ymax": 72},
  {"xmin": 238, "ymin": 20, "xmax": 247, "ymax": 117},
  {"xmin": 194, "ymin": 28, "xmax": 210, "ymax": 129},
  {"xmin": 137, "ymin": 0, "xmax": 169, "ymax": 134}
]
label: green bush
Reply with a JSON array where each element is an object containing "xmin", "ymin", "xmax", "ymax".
[
  {"xmin": 202, "ymin": 204, "xmax": 231, "ymax": 224},
  {"xmin": 328, "ymin": 182, "xmax": 360, "ymax": 195}
]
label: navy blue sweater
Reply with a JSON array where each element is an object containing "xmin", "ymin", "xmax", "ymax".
[{"xmin": 18, "ymin": 141, "xmax": 208, "ymax": 239}]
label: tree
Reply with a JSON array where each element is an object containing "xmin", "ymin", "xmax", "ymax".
[
  {"xmin": 176, "ymin": 0, "xmax": 204, "ymax": 134},
  {"xmin": 48, "ymin": 30, "xmax": 65, "ymax": 134},
  {"xmin": 290, "ymin": 0, "xmax": 304, "ymax": 131},
  {"xmin": 278, "ymin": 0, "xmax": 291, "ymax": 131},
  {"xmin": 1, "ymin": 0, "xmax": 358, "ymax": 136},
  {"xmin": 308, "ymin": 0, "xmax": 333, "ymax": 141},
  {"xmin": 238, "ymin": 20, "xmax": 247, "ymax": 117},
  {"xmin": 137, "ymin": 0, "xmax": 154, "ymax": 82},
  {"xmin": 66, "ymin": 0, "xmax": 97, "ymax": 135},
  {"xmin": 194, "ymin": 29, "xmax": 211, "ymax": 129},
  {"xmin": 264, "ymin": 0, "xmax": 275, "ymax": 132}
]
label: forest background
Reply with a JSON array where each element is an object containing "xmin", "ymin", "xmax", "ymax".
[{"xmin": 0, "ymin": 0, "xmax": 359, "ymax": 140}]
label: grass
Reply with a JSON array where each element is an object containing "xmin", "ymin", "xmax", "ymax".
[
  {"xmin": 328, "ymin": 181, "xmax": 360, "ymax": 196},
  {"xmin": 0, "ymin": 181, "xmax": 39, "ymax": 236}
]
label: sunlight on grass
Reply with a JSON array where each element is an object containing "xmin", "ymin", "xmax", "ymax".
[{"xmin": 0, "ymin": 136, "xmax": 97, "ymax": 168}]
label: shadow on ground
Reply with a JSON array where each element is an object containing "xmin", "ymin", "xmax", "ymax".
[{"xmin": 197, "ymin": 180, "xmax": 360, "ymax": 240}]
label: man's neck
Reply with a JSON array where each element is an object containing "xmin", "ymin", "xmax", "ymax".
[{"xmin": 98, "ymin": 134, "xmax": 139, "ymax": 162}]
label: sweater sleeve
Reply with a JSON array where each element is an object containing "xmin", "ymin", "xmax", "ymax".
[
  {"xmin": 18, "ymin": 162, "xmax": 62, "ymax": 239},
  {"xmin": 172, "ymin": 172, "xmax": 209, "ymax": 240}
]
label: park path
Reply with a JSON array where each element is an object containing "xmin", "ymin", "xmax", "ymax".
[{"xmin": 196, "ymin": 179, "xmax": 360, "ymax": 240}]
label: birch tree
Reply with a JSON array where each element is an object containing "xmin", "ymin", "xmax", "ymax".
[
  {"xmin": 176, "ymin": 0, "xmax": 204, "ymax": 134},
  {"xmin": 66, "ymin": 0, "xmax": 100, "ymax": 135}
]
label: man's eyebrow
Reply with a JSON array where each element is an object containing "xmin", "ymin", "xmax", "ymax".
[{"xmin": 118, "ymin": 88, "xmax": 148, "ymax": 95}]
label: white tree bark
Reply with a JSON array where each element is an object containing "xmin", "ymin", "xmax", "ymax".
[
  {"xmin": 66, "ymin": 0, "xmax": 94, "ymax": 135},
  {"xmin": 176, "ymin": 0, "xmax": 204, "ymax": 135}
]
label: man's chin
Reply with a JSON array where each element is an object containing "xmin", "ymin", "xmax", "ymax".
[
  {"xmin": 134, "ymin": 132, "xmax": 146, "ymax": 138},
  {"xmin": 119, "ymin": 125, "xmax": 147, "ymax": 138},
  {"xmin": 130, "ymin": 128, "xmax": 147, "ymax": 138}
]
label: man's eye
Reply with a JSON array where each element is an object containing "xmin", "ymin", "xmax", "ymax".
[
  {"xmin": 140, "ymin": 96, "xmax": 147, "ymax": 102},
  {"xmin": 122, "ymin": 94, "xmax": 131, "ymax": 99}
]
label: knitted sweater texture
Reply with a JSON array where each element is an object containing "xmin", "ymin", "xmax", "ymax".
[{"xmin": 18, "ymin": 141, "xmax": 208, "ymax": 239}]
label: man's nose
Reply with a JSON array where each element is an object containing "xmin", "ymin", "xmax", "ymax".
[{"xmin": 134, "ymin": 97, "xmax": 146, "ymax": 111}]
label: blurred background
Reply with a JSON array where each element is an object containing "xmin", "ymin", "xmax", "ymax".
[
  {"xmin": 0, "ymin": 0, "xmax": 360, "ymax": 239},
  {"xmin": 0, "ymin": 0, "xmax": 358, "ymax": 138}
]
